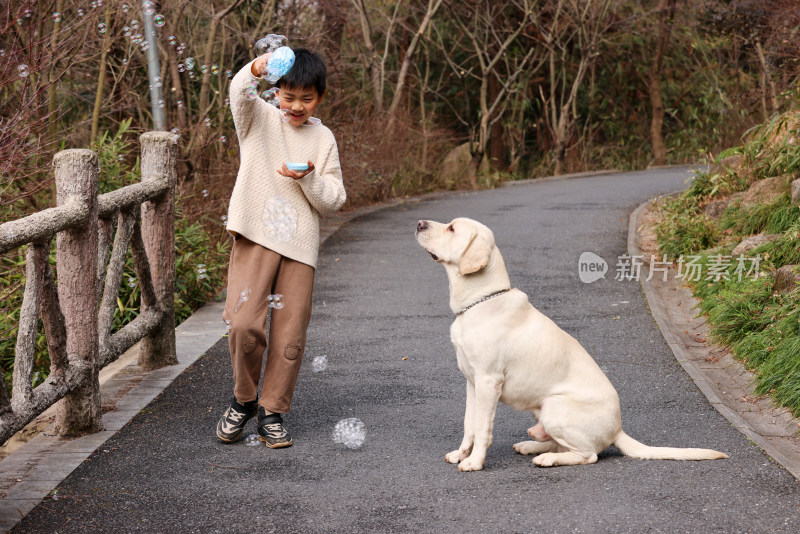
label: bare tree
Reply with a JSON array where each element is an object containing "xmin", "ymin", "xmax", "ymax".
[
  {"xmin": 646, "ymin": 0, "xmax": 677, "ymax": 167},
  {"xmin": 430, "ymin": 0, "xmax": 540, "ymax": 187},
  {"xmin": 533, "ymin": 0, "xmax": 613, "ymax": 175},
  {"xmin": 351, "ymin": 0, "xmax": 394, "ymax": 111}
]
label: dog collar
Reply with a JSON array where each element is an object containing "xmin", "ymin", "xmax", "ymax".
[{"xmin": 455, "ymin": 289, "xmax": 510, "ymax": 316}]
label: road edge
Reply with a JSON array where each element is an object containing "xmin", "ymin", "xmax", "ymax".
[{"xmin": 628, "ymin": 199, "xmax": 800, "ymax": 482}]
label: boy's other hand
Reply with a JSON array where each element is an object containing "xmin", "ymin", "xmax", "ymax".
[
  {"xmin": 277, "ymin": 161, "xmax": 315, "ymax": 180},
  {"xmin": 251, "ymin": 53, "xmax": 271, "ymax": 78}
]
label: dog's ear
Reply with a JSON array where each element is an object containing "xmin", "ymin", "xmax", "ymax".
[{"xmin": 458, "ymin": 231, "xmax": 491, "ymax": 275}]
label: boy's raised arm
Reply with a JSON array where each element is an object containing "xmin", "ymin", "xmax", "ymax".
[{"xmin": 229, "ymin": 58, "xmax": 268, "ymax": 139}]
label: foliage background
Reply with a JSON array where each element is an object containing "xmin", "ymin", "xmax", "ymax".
[{"xmin": 1, "ymin": 0, "xmax": 799, "ymax": 386}]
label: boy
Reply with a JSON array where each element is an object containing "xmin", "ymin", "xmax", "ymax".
[{"xmin": 216, "ymin": 48, "xmax": 346, "ymax": 448}]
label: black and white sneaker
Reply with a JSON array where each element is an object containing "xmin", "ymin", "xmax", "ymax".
[
  {"xmin": 216, "ymin": 398, "xmax": 258, "ymax": 443},
  {"xmin": 257, "ymin": 408, "xmax": 293, "ymax": 448}
]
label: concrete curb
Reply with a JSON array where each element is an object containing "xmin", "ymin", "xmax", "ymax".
[{"xmin": 628, "ymin": 199, "xmax": 800, "ymax": 482}]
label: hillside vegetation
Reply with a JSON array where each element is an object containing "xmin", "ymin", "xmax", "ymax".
[{"xmin": 656, "ymin": 111, "xmax": 800, "ymax": 415}]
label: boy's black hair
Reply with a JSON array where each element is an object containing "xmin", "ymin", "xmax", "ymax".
[{"xmin": 278, "ymin": 48, "xmax": 327, "ymax": 96}]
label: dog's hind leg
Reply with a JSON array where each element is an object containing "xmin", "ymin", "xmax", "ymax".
[
  {"xmin": 528, "ymin": 400, "xmax": 602, "ymax": 467},
  {"xmin": 513, "ymin": 440, "xmax": 557, "ymax": 456}
]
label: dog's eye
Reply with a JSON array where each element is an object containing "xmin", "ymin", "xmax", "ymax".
[{"xmin": 447, "ymin": 225, "xmax": 454, "ymax": 232}]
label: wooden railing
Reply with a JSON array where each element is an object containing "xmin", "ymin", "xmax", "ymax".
[{"xmin": 0, "ymin": 131, "xmax": 178, "ymax": 444}]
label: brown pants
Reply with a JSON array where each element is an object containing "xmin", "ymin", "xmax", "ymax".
[{"xmin": 222, "ymin": 235, "xmax": 314, "ymax": 413}]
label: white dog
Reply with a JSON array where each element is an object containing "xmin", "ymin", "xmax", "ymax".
[{"xmin": 415, "ymin": 217, "xmax": 727, "ymax": 471}]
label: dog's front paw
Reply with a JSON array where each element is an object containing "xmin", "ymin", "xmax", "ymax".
[
  {"xmin": 457, "ymin": 455, "xmax": 485, "ymax": 472},
  {"xmin": 445, "ymin": 449, "xmax": 468, "ymax": 464}
]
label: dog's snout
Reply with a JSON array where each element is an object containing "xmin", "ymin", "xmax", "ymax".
[{"xmin": 417, "ymin": 220, "xmax": 429, "ymax": 232}]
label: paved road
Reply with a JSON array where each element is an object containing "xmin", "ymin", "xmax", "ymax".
[{"xmin": 14, "ymin": 169, "xmax": 800, "ymax": 533}]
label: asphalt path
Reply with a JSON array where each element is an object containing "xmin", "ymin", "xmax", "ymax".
[{"xmin": 14, "ymin": 168, "xmax": 800, "ymax": 533}]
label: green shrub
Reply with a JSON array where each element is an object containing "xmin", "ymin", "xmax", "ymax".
[{"xmin": 655, "ymin": 206, "xmax": 720, "ymax": 259}]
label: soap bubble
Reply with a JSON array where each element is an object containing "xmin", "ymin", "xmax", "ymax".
[
  {"xmin": 306, "ymin": 117, "xmax": 322, "ymax": 126},
  {"xmin": 140, "ymin": 41, "xmax": 150, "ymax": 52},
  {"xmin": 131, "ymin": 33, "xmax": 143, "ymax": 44},
  {"xmin": 268, "ymin": 294, "xmax": 285, "ymax": 309},
  {"xmin": 197, "ymin": 263, "xmax": 207, "ymax": 279},
  {"xmin": 225, "ymin": 70, "xmax": 233, "ymax": 78},
  {"xmin": 220, "ymin": 135, "xmax": 228, "ymax": 143},
  {"xmin": 245, "ymin": 84, "xmax": 259, "ymax": 100},
  {"xmin": 221, "ymin": 215, "xmax": 228, "ymax": 223},
  {"xmin": 157, "ymin": 99, "xmax": 165, "ymax": 108},
  {"xmin": 200, "ymin": 64, "xmax": 209, "ymax": 74},
  {"xmin": 255, "ymin": 34, "xmax": 288, "ymax": 56},
  {"xmin": 123, "ymin": 26, "xmax": 132, "ymax": 36},
  {"xmin": 202, "ymin": 190, "xmax": 209, "ymax": 198},
  {"xmin": 52, "ymin": 12, "xmax": 62, "ymax": 22},
  {"xmin": 24, "ymin": 9, "xmax": 32, "ymax": 17},
  {"xmin": 312, "ymin": 355, "xmax": 328, "ymax": 373},
  {"xmin": 122, "ymin": 3, "xmax": 130, "ymax": 13},
  {"xmin": 177, "ymin": 63, "xmax": 185, "ymax": 73},
  {"xmin": 98, "ymin": 23, "xmax": 107, "ymax": 34},
  {"xmin": 210, "ymin": 65, "xmax": 219, "ymax": 75},
  {"xmin": 143, "ymin": 1, "xmax": 156, "ymax": 16},
  {"xmin": 332, "ymin": 418, "xmax": 366, "ymax": 449},
  {"xmin": 154, "ymin": 14, "xmax": 165, "ymax": 27},
  {"xmin": 233, "ymin": 287, "xmax": 251, "ymax": 314},
  {"xmin": 18, "ymin": 64, "xmax": 30, "ymax": 78},
  {"xmin": 168, "ymin": 35, "xmax": 177, "ymax": 45},
  {"xmin": 153, "ymin": 76, "xmax": 163, "ymax": 88},
  {"xmin": 204, "ymin": 117, "xmax": 212, "ymax": 127},
  {"xmin": 224, "ymin": 98, "xmax": 230, "ymax": 106},
  {"xmin": 244, "ymin": 433, "xmax": 259, "ymax": 446},
  {"xmin": 261, "ymin": 196, "xmax": 298, "ymax": 243},
  {"xmin": 176, "ymin": 99, "xmax": 184, "ymax": 107},
  {"xmin": 128, "ymin": 277, "xmax": 136, "ymax": 288},
  {"xmin": 261, "ymin": 88, "xmax": 280, "ymax": 107},
  {"xmin": 170, "ymin": 127, "xmax": 180, "ymax": 136},
  {"xmin": 77, "ymin": 9, "xmax": 85, "ymax": 17},
  {"xmin": 130, "ymin": 19, "xmax": 139, "ymax": 29},
  {"xmin": 185, "ymin": 57, "xmax": 195, "ymax": 69},
  {"xmin": 280, "ymin": 109, "xmax": 291, "ymax": 123}
]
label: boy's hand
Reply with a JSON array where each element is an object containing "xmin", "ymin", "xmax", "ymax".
[
  {"xmin": 251, "ymin": 53, "xmax": 271, "ymax": 78},
  {"xmin": 278, "ymin": 161, "xmax": 315, "ymax": 180}
]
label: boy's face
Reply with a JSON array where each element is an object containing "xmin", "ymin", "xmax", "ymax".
[{"xmin": 277, "ymin": 85, "xmax": 324, "ymax": 127}]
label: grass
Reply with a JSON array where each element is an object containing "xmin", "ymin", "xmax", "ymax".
[{"xmin": 656, "ymin": 109, "xmax": 800, "ymax": 417}]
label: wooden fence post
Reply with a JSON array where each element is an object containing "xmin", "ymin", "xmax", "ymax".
[
  {"xmin": 139, "ymin": 132, "xmax": 178, "ymax": 368},
  {"xmin": 53, "ymin": 149, "xmax": 102, "ymax": 435}
]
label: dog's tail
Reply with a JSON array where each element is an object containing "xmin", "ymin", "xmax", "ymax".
[{"xmin": 613, "ymin": 431, "xmax": 728, "ymax": 461}]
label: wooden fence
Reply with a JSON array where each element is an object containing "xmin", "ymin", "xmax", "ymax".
[{"xmin": 0, "ymin": 131, "xmax": 178, "ymax": 445}]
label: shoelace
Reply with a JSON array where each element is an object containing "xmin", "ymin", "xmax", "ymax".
[
  {"xmin": 264, "ymin": 423, "xmax": 286, "ymax": 436},
  {"xmin": 226, "ymin": 408, "xmax": 247, "ymax": 423}
]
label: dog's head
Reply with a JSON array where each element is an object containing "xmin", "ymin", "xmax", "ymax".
[{"xmin": 415, "ymin": 218, "xmax": 495, "ymax": 276}]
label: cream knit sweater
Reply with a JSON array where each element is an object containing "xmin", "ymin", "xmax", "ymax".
[{"xmin": 226, "ymin": 59, "xmax": 346, "ymax": 268}]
